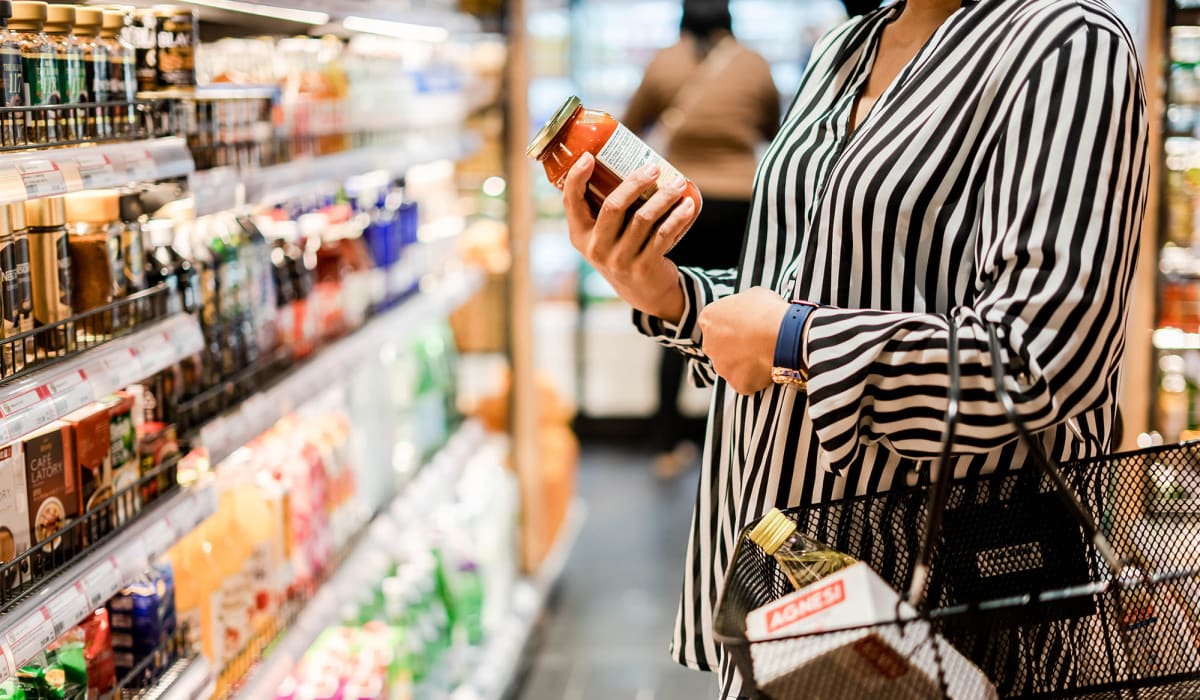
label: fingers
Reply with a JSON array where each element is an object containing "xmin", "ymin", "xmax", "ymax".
[
  {"xmin": 592, "ymin": 163, "xmax": 661, "ymax": 256},
  {"xmin": 562, "ymin": 153, "xmax": 596, "ymax": 249},
  {"xmin": 614, "ymin": 175, "xmax": 689, "ymax": 265},
  {"xmin": 647, "ymin": 196, "xmax": 697, "ymax": 257}
]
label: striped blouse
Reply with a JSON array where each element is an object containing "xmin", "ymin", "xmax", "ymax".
[{"xmin": 632, "ymin": 0, "xmax": 1148, "ymax": 694}]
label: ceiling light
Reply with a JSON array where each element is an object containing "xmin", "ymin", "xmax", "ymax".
[
  {"xmin": 185, "ymin": 0, "xmax": 329, "ymax": 25},
  {"xmin": 342, "ymin": 16, "xmax": 450, "ymax": 42}
]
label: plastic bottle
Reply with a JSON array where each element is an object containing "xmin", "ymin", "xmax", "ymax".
[{"xmin": 747, "ymin": 508, "xmax": 856, "ymax": 591}]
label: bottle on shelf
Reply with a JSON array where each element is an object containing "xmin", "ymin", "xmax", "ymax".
[
  {"xmin": 98, "ymin": 9, "xmax": 134, "ymax": 131},
  {"xmin": 72, "ymin": 7, "xmax": 110, "ymax": 139},
  {"xmin": 0, "ymin": 0, "xmax": 26, "ymax": 147},
  {"xmin": 0, "ymin": 204, "xmax": 33, "ymax": 372},
  {"xmin": 43, "ymin": 4, "xmax": 85, "ymax": 141},
  {"xmin": 747, "ymin": 508, "xmax": 856, "ymax": 591},
  {"xmin": 116, "ymin": 190, "xmax": 146, "ymax": 300},
  {"xmin": 234, "ymin": 213, "xmax": 278, "ymax": 356},
  {"xmin": 10, "ymin": 1, "xmax": 59, "ymax": 144},
  {"xmin": 25, "ymin": 196, "xmax": 72, "ymax": 353},
  {"xmin": 64, "ymin": 189, "xmax": 126, "ymax": 338}
]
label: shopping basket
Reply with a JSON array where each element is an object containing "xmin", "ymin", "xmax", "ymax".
[{"xmin": 713, "ymin": 322, "xmax": 1200, "ymax": 699}]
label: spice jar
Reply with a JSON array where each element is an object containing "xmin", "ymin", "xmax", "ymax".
[
  {"xmin": 99, "ymin": 10, "xmax": 134, "ymax": 132},
  {"xmin": 72, "ymin": 7, "xmax": 108, "ymax": 139},
  {"xmin": 43, "ymin": 4, "xmax": 85, "ymax": 141},
  {"xmin": 0, "ymin": 204, "xmax": 32, "ymax": 372},
  {"xmin": 25, "ymin": 196, "xmax": 72, "ymax": 352},
  {"xmin": 0, "ymin": 0, "xmax": 25, "ymax": 147},
  {"xmin": 64, "ymin": 189, "xmax": 124, "ymax": 337},
  {"xmin": 527, "ymin": 95, "xmax": 703, "ymax": 226},
  {"xmin": 10, "ymin": 1, "xmax": 58, "ymax": 144}
]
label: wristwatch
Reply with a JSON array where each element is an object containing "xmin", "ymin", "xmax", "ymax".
[{"xmin": 772, "ymin": 301, "xmax": 818, "ymax": 388}]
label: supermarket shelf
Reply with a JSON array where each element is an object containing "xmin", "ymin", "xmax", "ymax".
[
  {"xmin": 198, "ymin": 263, "xmax": 482, "ymax": 466},
  {"xmin": 454, "ymin": 501, "xmax": 588, "ymax": 700},
  {"xmin": 0, "ymin": 137, "xmax": 193, "ymax": 204},
  {"xmin": 0, "ymin": 483, "xmax": 218, "ymax": 682},
  {"xmin": 229, "ymin": 421, "xmax": 493, "ymax": 700},
  {"xmin": 1154, "ymin": 327, "xmax": 1200, "ymax": 351},
  {"xmin": 190, "ymin": 130, "xmax": 482, "ymax": 215},
  {"xmin": 0, "ymin": 313, "xmax": 204, "ymax": 443}
]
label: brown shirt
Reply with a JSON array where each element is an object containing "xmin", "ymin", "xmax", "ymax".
[{"xmin": 623, "ymin": 36, "xmax": 780, "ymax": 201}]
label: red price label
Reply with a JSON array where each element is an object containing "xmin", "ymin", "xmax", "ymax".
[
  {"xmin": 72, "ymin": 153, "xmax": 115, "ymax": 189},
  {"xmin": 4, "ymin": 607, "xmax": 55, "ymax": 667},
  {"xmin": 16, "ymin": 160, "xmax": 67, "ymax": 198}
]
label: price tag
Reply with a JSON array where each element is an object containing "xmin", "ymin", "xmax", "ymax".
[
  {"xmin": 114, "ymin": 148, "xmax": 156, "ymax": 182},
  {"xmin": 140, "ymin": 518, "xmax": 174, "ymax": 558},
  {"xmin": 71, "ymin": 153, "xmax": 115, "ymax": 190},
  {"xmin": 81, "ymin": 557, "xmax": 122, "ymax": 608},
  {"xmin": 0, "ymin": 644, "xmax": 14, "ymax": 682},
  {"xmin": 4, "ymin": 607, "xmax": 55, "ymax": 666},
  {"xmin": 15, "ymin": 160, "xmax": 68, "ymax": 199},
  {"xmin": 45, "ymin": 586, "xmax": 91, "ymax": 637},
  {"xmin": 113, "ymin": 543, "xmax": 146, "ymax": 584}
]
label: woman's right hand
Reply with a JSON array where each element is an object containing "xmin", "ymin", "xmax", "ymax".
[{"xmin": 562, "ymin": 152, "xmax": 695, "ymax": 324}]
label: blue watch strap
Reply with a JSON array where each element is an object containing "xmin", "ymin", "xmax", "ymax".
[{"xmin": 774, "ymin": 303, "xmax": 817, "ymax": 371}]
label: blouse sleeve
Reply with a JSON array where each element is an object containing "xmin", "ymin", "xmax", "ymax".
[
  {"xmin": 799, "ymin": 22, "xmax": 1148, "ymax": 475},
  {"xmin": 633, "ymin": 266, "xmax": 738, "ymax": 387}
]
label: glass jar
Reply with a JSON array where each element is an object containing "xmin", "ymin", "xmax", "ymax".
[
  {"xmin": 0, "ymin": 204, "xmax": 32, "ymax": 372},
  {"xmin": 10, "ymin": 1, "xmax": 58, "ymax": 144},
  {"xmin": 25, "ymin": 196, "xmax": 72, "ymax": 353},
  {"xmin": 125, "ymin": 8, "xmax": 155, "ymax": 92},
  {"xmin": 43, "ymin": 4, "xmax": 85, "ymax": 141},
  {"xmin": 152, "ymin": 5, "xmax": 195, "ymax": 90},
  {"xmin": 72, "ymin": 7, "xmax": 108, "ymax": 139},
  {"xmin": 527, "ymin": 95, "xmax": 703, "ymax": 224},
  {"xmin": 100, "ymin": 10, "xmax": 135, "ymax": 133},
  {"xmin": 64, "ymin": 189, "xmax": 124, "ymax": 338},
  {"xmin": 0, "ymin": 0, "xmax": 25, "ymax": 147}
]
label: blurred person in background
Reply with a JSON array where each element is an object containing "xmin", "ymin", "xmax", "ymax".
[{"xmin": 623, "ymin": 0, "xmax": 780, "ymax": 478}]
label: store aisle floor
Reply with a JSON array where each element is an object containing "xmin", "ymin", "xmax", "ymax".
[{"xmin": 518, "ymin": 445, "xmax": 718, "ymax": 700}]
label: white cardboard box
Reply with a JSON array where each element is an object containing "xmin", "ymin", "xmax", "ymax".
[{"xmin": 745, "ymin": 563, "xmax": 998, "ymax": 700}]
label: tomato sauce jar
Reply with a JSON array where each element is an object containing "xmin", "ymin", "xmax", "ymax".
[{"xmin": 527, "ymin": 95, "xmax": 702, "ymax": 225}]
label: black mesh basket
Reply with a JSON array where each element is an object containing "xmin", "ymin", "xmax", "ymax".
[{"xmin": 713, "ymin": 324, "xmax": 1200, "ymax": 699}]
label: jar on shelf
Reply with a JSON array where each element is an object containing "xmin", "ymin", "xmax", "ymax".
[
  {"xmin": 99, "ymin": 10, "xmax": 135, "ymax": 133},
  {"xmin": 25, "ymin": 196, "xmax": 72, "ymax": 353},
  {"xmin": 0, "ymin": 203, "xmax": 32, "ymax": 372},
  {"xmin": 152, "ymin": 5, "xmax": 196, "ymax": 90},
  {"xmin": 72, "ymin": 7, "xmax": 110, "ymax": 139},
  {"xmin": 43, "ymin": 3, "xmax": 86, "ymax": 141},
  {"xmin": 10, "ymin": 1, "xmax": 59, "ymax": 144},
  {"xmin": 0, "ymin": 0, "xmax": 25, "ymax": 148},
  {"xmin": 527, "ymin": 95, "xmax": 702, "ymax": 234},
  {"xmin": 64, "ymin": 189, "xmax": 126, "ymax": 338}
]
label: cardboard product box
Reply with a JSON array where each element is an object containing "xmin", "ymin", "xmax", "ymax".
[
  {"xmin": 22, "ymin": 422, "xmax": 79, "ymax": 570},
  {"xmin": 135, "ymin": 422, "xmax": 178, "ymax": 505},
  {"xmin": 0, "ymin": 442, "xmax": 30, "ymax": 590},
  {"xmin": 746, "ymin": 563, "xmax": 998, "ymax": 700},
  {"xmin": 101, "ymin": 394, "xmax": 138, "ymax": 521},
  {"xmin": 63, "ymin": 404, "xmax": 115, "ymax": 543}
]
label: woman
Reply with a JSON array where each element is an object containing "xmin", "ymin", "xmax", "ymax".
[
  {"xmin": 562, "ymin": 0, "xmax": 1147, "ymax": 696},
  {"xmin": 622, "ymin": 0, "xmax": 779, "ymax": 475}
]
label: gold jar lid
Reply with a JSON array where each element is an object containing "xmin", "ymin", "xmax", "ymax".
[
  {"xmin": 99, "ymin": 9, "xmax": 124, "ymax": 37},
  {"xmin": 25, "ymin": 196, "xmax": 66, "ymax": 229},
  {"xmin": 153, "ymin": 4, "xmax": 191, "ymax": 18},
  {"xmin": 10, "ymin": 1, "xmax": 46, "ymax": 31},
  {"xmin": 748, "ymin": 508, "xmax": 798, "ymax": 556},
  {"xmin": 43, "ymin": 3, "xmax": 72, "ymax": 33},
  {"xmin": 74, "ymin": 7, "xmax": 102, "ymax": 36},
  {"xmin": 526, "ymin": 95, "xmax": 581, "ymax": 159},
  {"xmin": 8, "ymin": 202, "xmax": 26, "ymax": 232},
  {"xmin": 0, "ymin": 205, "xmax": 13, "ymax": 240},
  {"xmin": 65, "ymin": 189, "xmax": 119, "ymax": 224}
]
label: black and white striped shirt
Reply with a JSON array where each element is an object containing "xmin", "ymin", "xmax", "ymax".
[{"xmin": 633, "ymin": 0, "xmax": 1148, "ymax": 694}]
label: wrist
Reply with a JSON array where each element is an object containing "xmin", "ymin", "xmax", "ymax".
[
  {"xmin": 772, "ymin": 301, "xmax": 818, "ymax": 387},
  {"xmin": 637, "ymin": 264, "xmax": 686, "ymax": 324}
]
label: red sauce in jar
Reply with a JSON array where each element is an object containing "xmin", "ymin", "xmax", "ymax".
[{"xmin": 527, "ymin": 95, "xmax": 703, "ymax": 226}]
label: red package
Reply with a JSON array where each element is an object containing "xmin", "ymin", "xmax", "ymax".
[{"xmin": 81, "ymin": 608, "xmax": 116, "ymax": 699}]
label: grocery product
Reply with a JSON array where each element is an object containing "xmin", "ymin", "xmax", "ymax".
[
  {"xmin": 748, "ymin": 508, "xmax": 856, "ymax": 592},
  {"xmin": 151, "ymin": 6, "xmax": 195, "ymax": 90},
  {"xmin": 24, "ymin": 197, "xmax": 72, "ymax": 352},
  {"xmin": 0, "ymin": 0, "xmax": 26, "ymax": 146},
  {"xmin": 42, "ymin": 4, "xmax": 85, "ymax": 141},
  {"xmin": 134, "ymin": 421, "xmax": 176, "ymax": 504},
  {"xmin": 10, "ymin": 1, "xmax": 59, "ymax": 144},
  {"xmin": 0, "ymin": 441, "xmax": 30, "ymax": 589},
  {"xmin": 71, "ymin": 7, "xmax": 109, "ymax": 139},
  {"xmin": 527, "ymin": 95, "xmax": 702, "ymax": 224},
  {"xmin": 97, "ymin": 10, "xmax": 133, "ymax": 129},
  {"xmin": 64, "ymin": 190, "xmax": 124, "ymax": 335},
  {"xmin": 62, "ymin": 403, "xmax": 113, "ymax": 541},
  {"xmin": 100, "ymin": 392, "xmax": 138, "ymax": 517},
  {"xmin": 107, "ymin": 561, "xmax": 176, "ymax": 679},
  {"xmin": 0, "ymin": 203, "xmax": 34, "ymax": 371},
  {"xmin": 21, "ymin": 421, "xmax": 77, "ymax": 569}
]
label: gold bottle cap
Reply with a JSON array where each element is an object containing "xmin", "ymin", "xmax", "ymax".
[
  {"xmin": 99, "ymin": 9, "xmax": 123, "ymax": 37},
  {"xmin": 8, "ymin": 202, "xmax": 26, "ymax": 232},
  {"xmin": 25, "ymin": 196, "xmax": 66, "ymax": 229},
  {"xmin": 74, "ymin": 7, "xmax": 102, "ymax": 36},
  {"xmin": 10, "ymin": 1, "xmax": 46, "ymax": 31},
  {"xmin": 526, "ymin": 95, "xmax": 581, "ymax": 159},
  {"xmin": 43, "ymin": 3, "xmax": 73, "ymax": 33},
  {"xmin": 65, "ymin": 189, "xmax": 119, "ymax": 224},
  {"xmin": 748, "ymin": 508, "xmax": 798, "ymax": 556}
]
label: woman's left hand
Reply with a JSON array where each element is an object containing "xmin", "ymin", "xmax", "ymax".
[{"xmin": 698, "ymin": 287, "xmax": 791, "ymax": 395}]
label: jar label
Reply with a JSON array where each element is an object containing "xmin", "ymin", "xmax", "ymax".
[
  {"xmin": 1, "ymin": 46, "xmax": 21, "ymax": 107},
  {"xmin": 22, "ymin": 52, "xmax": 60, "ymax": 106},
  {"xmin": 595, "ymin": 123, "xmax": 684, "ymax": 197},
  {"xmin": 56, "ymin": 49, "xmax": 87, "ymax": 105}
]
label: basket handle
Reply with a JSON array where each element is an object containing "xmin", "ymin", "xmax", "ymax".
[{"xmin": 906, "ymin": 320, "xmax": 1123, "ymax": 609}]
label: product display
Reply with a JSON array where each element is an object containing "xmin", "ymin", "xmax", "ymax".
[{"xmin": 747, "ymin": 508, "xmax": 855, "ymax": 592}]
